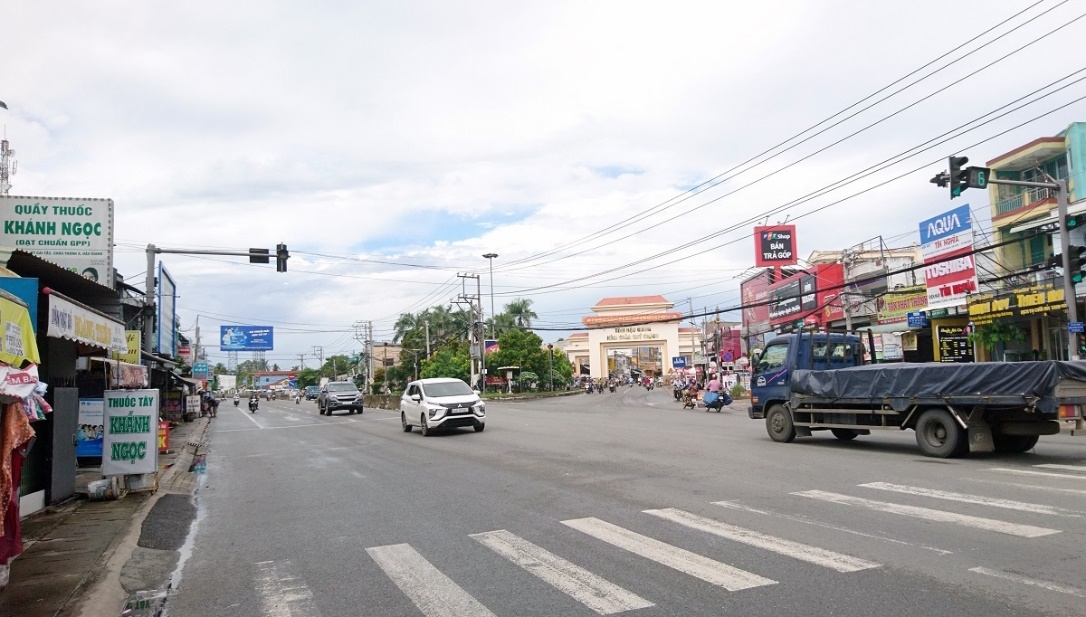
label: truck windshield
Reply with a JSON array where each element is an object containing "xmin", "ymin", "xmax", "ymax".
[{"xmin": 756, "ymin": 344, "xmax": 788, "ymax": 373}]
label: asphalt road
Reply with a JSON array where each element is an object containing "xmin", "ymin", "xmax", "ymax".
[{"xmin": 166, "ymin": 388, "xmax": 1086, "ymax": 616}]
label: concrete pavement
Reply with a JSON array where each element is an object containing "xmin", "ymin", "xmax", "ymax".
[{"xmin": 0, "ymin": 416, "xmax": 211, "ymax": 617}]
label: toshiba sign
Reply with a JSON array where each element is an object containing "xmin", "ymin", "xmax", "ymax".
[{"xmin": 918, "ymin": 204, "xmax": 977, "ymax": 310}]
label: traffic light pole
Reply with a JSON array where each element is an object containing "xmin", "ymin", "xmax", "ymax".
[{"xmin": 986, "ymin": 177, "xmax": 1078, "ymax": 360}]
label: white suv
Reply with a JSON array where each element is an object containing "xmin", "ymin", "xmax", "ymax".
[{"xmin": 400, "ymin": 378, "xmax": 485, "ymax": 436}]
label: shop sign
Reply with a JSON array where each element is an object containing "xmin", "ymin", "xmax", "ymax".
[
  {"xmin": 919, "ymin": 204, "xmax": 977, "ymax": 310},
  {"xmin": 158, "ymin": 420, "xmax": 170, "ymax": 454},
  {"xmin": 77, "ymin": 398, "xmax": 104, "ymax": 457},
  {"xmin": 0, "ymin": 196, "xmax": 115, "ymax": 287},
  {"xmin": 754, "ymin": 224, "xmax": 798, "ymax": 267},
  {"xmin": 936, "ymin": 324, "xmax": 974, "ymax": 363},
  {"xmin": 768, "ymin": 279, "xmax": 801, "ymax": 321},
  {"xmin": 102, "ymin": 389, "xmax": 159, "ymax": 476},
  {"xmin": 740, "ymin": 270, "xmax": 772, "ymax": 336},
  {"xmin": 901, "ymin": 331, "xmax": 918, "ymax": 351},
  {"xmin": 967, "ymin": 284, "xmax": 1066, "ymax": 326},
  {"xmin": 907, "ymin": 312, "xmax": 928, "ymax": 328},
  {"xmin": 116, "ymin": 330, "xmax": 141, "ymax": 364},
  {"xmin": 193, "ymin": 361, "xmax": 209, "ymax": 380},
  {"xmin": 46, "ymin": 294, "xmax": 127, "ymax": 353},
  {"xmin": 605, "ymin": 325, "xmax": 660, "ymax": 342},
  {"xmin": 878, "ymin": 288, "xmax": 928, "ymax": 324}
]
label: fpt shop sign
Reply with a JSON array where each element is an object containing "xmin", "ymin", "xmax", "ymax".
[
  {"xmin": 753, "ymin": 225, "xmax": 798, "ymax": 267},
  {"xmin": 102, "ymin": 389, "xmax": 159, "ymax": 476}
]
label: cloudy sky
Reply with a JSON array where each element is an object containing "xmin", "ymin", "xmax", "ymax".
[{"xmin": 3, "ymin": 0, "xmax": 1085, "ymax": 370}]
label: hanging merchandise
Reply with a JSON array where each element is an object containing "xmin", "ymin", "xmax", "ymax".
[{"xmin": 0, "ymin": 401, "xmax": 36, "ymax": 565}]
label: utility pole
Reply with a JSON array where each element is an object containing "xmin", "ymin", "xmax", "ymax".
[
  {"xmin": 425, "ymin": 321, "xmax": 431, "ymax": 358},
  {"xmin": 368, "ymin": 321, "xmax": 374, "ymax": 392},
  {"xmin": 298, "ymin": 353, "xmax": 306, "ymax": 370},
  {"xmin": 312, "ymin": 346, "xmax": 324, "ymax": 376},
  {"xmin": 458, "ymin": 273, "xmax": 484, "ymax": 390}
]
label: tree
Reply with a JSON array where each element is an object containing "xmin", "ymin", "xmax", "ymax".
[
  {"xmin": 504, "ymin": 298, "xmax": 538, "ymax": 329},
  {"xmin": 420, "ymin": 344, "xmax": 470, "ymax": 383},
  {"xmin": 393, "ymin": 313, "xmax": 419, "ymax": 344},
  {"xmin": 489, "ymin": 329, "xmax": 549, "ymax": 379},
  {"xmin": 294, "ymin": 368, "xmax": 320, "ymax": 389}
]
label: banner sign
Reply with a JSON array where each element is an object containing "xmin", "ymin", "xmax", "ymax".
[
  {"xmin": 47, "ymin": 293, "xmax": 127, "ymax": 353},
  {"xmin": 878, "ymin": 288, "xmax": 929, "ymax": 324},
  {"xmin": 0, "ymin": 196, "xmax": 115, "ymax": 288},
  {"xmin": 740, "ymin": 270, "xmax": 772, "ymax": 336},
  {"xmin": 919, "ymin": 204, "xmax": 977, "ymax": 310},
  {"xmin": 967, "ymin": 283, "xmax": 1066, "ymax": 326},
  {"xmin": 220, "ymin": 325, "xmax": 274, "ymax": 351},
  {"xmin": 102, "ymin": 389, "xmax": 160, "ymax": 476},
  {"xmin": 77, "ymin": 398, "xmax": 104, "ymax": 457},
  {"xmin": 753, "ymin": 225, "xmax": 798, "ymax": 267},
  {"xmin": 117, "ymin": 330, "xmax": 141, "ymax": 364},
  {"xmin": 156, "ymin": 262, "xmax": 177, "ymax": 358}
]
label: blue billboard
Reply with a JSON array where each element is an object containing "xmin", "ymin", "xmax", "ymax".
[{"xmin": 220, "ymin": 325, "xmax": 274, "ymax": 351}]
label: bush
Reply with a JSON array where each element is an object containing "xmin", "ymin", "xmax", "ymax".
[{"xmin": 729, "ymin": 382, "xmax": 746, "ymax": 399}]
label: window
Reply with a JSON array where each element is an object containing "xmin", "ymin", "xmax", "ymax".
[{"xmin": 756, "ymin": 344, "xmax": 788, "ymax": 373}]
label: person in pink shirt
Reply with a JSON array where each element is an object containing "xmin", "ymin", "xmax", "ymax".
[{"xmin": 707, "ymin": 374, "xmax": 722, "ymax": 393}]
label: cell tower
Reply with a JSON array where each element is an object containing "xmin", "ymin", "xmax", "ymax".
[
  {"xmin": 227, "ymin": 350, "xmax": 238, "ymax": 371},
  {"xmin": 0, "ymin": 134, "xmax": 15, "ymax": 196},
  {"xmin": 252, "ymin": 350, "xmax": 266, "ymax": 367}
]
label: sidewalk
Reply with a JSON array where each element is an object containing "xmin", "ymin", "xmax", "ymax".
[{"xmin": 0, "ymin": 416, "xmax": 211, "ymax": 617}]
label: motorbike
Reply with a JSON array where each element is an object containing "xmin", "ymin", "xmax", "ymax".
[
  {"xmin": 702, "ymin": 391, "xmax": 732, "ymax": 413},
  {"xmin": 233, "ymin": 397, "xmax": 240, "ymax": 407},
  {"xmin": 295, "ymin": 396, "xmax": 300, "ymax": 404},
  {"xmin": 585, "ymin": 384, "xmax": 593, "ymax": 394},
  {"xmin": 608, "ymin": 384, "xmax": 615, "ymax": 393},
  {"xmin": 248, "ymin": 398, "xmax": 258, "ymax": 413}
]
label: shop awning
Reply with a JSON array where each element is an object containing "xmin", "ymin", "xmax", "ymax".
[
  {"xmin": 0, "ymin": 287, "xmax": 41, "ymax": 366},
  {"xmin": 141, "ymin": 350, "xmax": 177, "ymax": 369},
  {"xmin": 1008, "ymin": 201, "xmax": 1086, "ymax": 234}
]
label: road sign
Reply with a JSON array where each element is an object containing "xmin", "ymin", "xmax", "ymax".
[
  {"xmin": 907, "ymin": 312, "xmax": 928, "ymax": 328},
  {"xmin": 671, "ymin": 356, "xmax": 687, "ymax": 369},
  {"xmin": 1069, "ymin": 321, "xmax": 1084, "ymax": 334}
]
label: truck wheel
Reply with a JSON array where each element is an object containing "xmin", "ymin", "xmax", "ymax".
[
  {"xmin": 992, "ymin": 433, "xmax": 1038, "ymax": 454},
  {"xmin": 831, "ymin": 428, "xmax": 859, "ymax": 441},
  {"xmin": 915, "ymin": 409, "xmax": 965, "ymax": 458},
  {"xmin": 766, "ymin": 405, "xmax": 796, "ymax": 443}
]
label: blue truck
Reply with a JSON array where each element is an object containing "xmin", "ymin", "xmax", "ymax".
[{"xmin": 748, "ymin": 331, "xmax": 1086, "ymax": 457}]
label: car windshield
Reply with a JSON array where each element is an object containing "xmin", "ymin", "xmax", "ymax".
[
  {"xmin": 327, "ymin": 383, "xmax": 357, "ymax": 392},
  {"xmin": 422, "ymin": 381, "xmax": 474, "ymax": 397}
]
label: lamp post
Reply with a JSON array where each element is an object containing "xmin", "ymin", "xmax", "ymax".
[
  {"xmin": 482, "ymin": 253, "xmax": 498, "ymax": 337},
  {"xmin": 547, "ymin": 343, "xmax": 554, "ymax": 391},
  {"xmin": 382, "ymin": 342, "xmax": 389, "ymax": 394}
]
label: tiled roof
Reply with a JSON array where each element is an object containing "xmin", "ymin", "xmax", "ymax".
[{"xmin": 594, "ymin": 295, "xmax": 670, "ymax": 307}]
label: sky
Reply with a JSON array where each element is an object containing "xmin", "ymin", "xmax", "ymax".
[{"xmin": 3, "ymin": 0, "xmax": 1086, "ymax": 371}]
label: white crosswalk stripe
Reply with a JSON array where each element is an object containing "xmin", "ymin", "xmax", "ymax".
[
  {"xmin": 366, "ymin": 543, "xmax": 497, "ymax": 617},
  {"xmin": 253, "ymin": 560, "xmax": 323, "ymax": 617},
  {"xmin": 471, "ymin": 529, "xmax": 654, "ymax": 615},
  {"xmin": 858, "ymin": 482, "xmax": 1082, "ymax": 517},
  {"xmin": 644, "ymin": 507, "xmax": 880, "ymax": 572},
  {"xmin": 969, "ymin": 567, "xmax": 1086, "ymax": 598},
  {"xmin": 561, "ymin": 517, "xmax": 776, "ymax": 591},
  {"xmin": 990, "ymin": 467, "xmax": 1086, "ymax": 481},
  {"xmin": 1033, "ymin": 463, "xmax": 1086, "ymax": 473},
  {"xmin": 793, "ymin": 490, "xmax": 1061, "ymax": 538}
]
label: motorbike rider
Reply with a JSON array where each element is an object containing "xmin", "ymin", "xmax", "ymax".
[{"xmin": 233, "ymin": 393, "xmax": 240, "ymax": 407}]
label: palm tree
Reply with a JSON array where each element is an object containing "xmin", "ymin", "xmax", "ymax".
[
  {"xmin": 504, "ymin": 298, "xmax": 538, "ymax": 329},
  {"xmin": 392, "ymin": 313, "xmax": 419, "ymax": 343}
]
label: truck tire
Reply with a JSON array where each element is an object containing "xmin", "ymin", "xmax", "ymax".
[
  {"xmin": 766, "ymin": 405, "xmax": 796, "ymax": 443},
  {"xmin": 915, "ymin": 409, "xmax": 966, "ymax": 458},
  {"xmin": 992, "ymin": 432, "xmax": 1039, "ymax": 454},
  {"xmin": 830, "ymin": 428, "xmax": 859, "ymax": 441}
]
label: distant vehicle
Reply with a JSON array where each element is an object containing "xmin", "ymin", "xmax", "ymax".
[
  {"xmin": 317, "ymin": 381, "xmax": 364, "ymax": 416},
  {"xmin": 400, "ymin": 378, "xmax": 485, "ymax": 436},
  {"xmin": 305, "ymin": 385, "xmax": 320, "ymax": 400}
]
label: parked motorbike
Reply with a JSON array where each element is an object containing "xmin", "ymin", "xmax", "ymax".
[{"xmin": 248, "ymin": 398, "xmax": 258, "ymax": 413}]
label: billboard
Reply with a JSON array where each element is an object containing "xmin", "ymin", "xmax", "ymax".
[
  {"xmin": 0, "ymin": 196, "xmax": 115, "ymax": 288},
  {"xmin": 156, "ymin": 262, "xmax": 177, "ymax": 358},
  {"xmin": 220, "ymin": 325, "xmax": 274, "ymax": 351},
  {"xmin": 767, "ymin": 263, "xmax": 846, "ymax": 329},
  {"xmin": 753, "ymin": 224, "xmax": 798, "ymax": 267},
  {"xmin": 919, "ymin": 204, "xmax": 977, "ymax": 310},
  {"xmin": 740, "ymin": 270, "xmax": 772, "ymax": 337}
]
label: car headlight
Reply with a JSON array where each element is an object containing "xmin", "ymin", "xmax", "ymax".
[{"xmin": 428, "ymin": 407, "xmax": 442, "ymax": 418}]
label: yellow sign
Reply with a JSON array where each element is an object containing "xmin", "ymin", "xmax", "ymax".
[
  {"xmin": 877, "ymin": 288, "xmax": 928, "ymax": 324},
  {"xmin": 0, "ymin": 294, "xmax": 41, "ymax": 365},
  {"xmin": 116, "ymin": 330, "xmax": 141, "ymax": 364}
]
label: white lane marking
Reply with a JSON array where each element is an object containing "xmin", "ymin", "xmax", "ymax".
[
  {"xmin": 366, "ymin": 544, "xmax": 497, "ymax": 617},
  {"xmin": 713, "ymin": 501, "xmax": 954, "ymax": 555},
  {"xmin": 217, "ymin": 421, "xmax": 355, "ymax": 433},
  {"xmin": 793, "ymin": 490, "xmax": 1060, "ymax": 538},
  {"xmin": 235, "ymin": 405, "xmax": 261, "ymax": 426},
  {"xmin": 253, "ymin": 559, "xmax": 323, "ymax": 617},
  {"xmin": 990, "ymin": 468, "xmax": 1086, "ymax": 481},
  {"xmin": 643, "ymin": 508, "xmax": 880, "ymax": 573},
  {"xmin": 858, "ymin": 482, "xmax": 1081, "ymax": 517},
  {"xmin": 969, "ymin": 566, "xmax": 1086, "ymax": 598},
  {"xmin": 1033, "ymin": 463, "xmax": 1086, "ymax": 473},
  {"xmin": 561, "ymin": 517, "xmax": 775, "ymax": 591},
  {"xmin": 964, "ymin": 478, "xmax": 1086, "ymax": 496},
  {"xmin": 471, "ymin": 529, "xmax": 653, "ymax": 615}
]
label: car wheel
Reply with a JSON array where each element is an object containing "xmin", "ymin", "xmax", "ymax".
[
  {"xmin": 401, "ymin": 412, "xmax": 412, "ymax": 432},
  {"xmin": 915, "ymin": 408, "xmax": 966, "ymax": 458},
  {"xmin": 474, "ymin": 422, "xmax": 485, "ymax": 432},
  {"xmin": 420, "ymin": 414, "xmax": 431, "ymax": 437},
  {"xmin": 766, "ymin": 404, "xmax": 796, "ymax": 443}
]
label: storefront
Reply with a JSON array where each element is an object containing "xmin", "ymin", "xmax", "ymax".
[{"xmin": 967, "ymin": 281, "xmax": 1068, "ymax": 361}]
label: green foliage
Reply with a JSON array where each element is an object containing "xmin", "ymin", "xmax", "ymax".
[
  {"xmin": 421, "ymin": 344, "xmax": 470, "ymax": 382},
  {"xmin": 294, "ymin": 368, "xmax": 320, "ymax": 389},
  {"xmin": 729, "ymin": 382, "xmax": 746, "ymax": 399},
  {"xmin": 967, "ymin": 322, "xmax": 1026, "ymax": 350}
]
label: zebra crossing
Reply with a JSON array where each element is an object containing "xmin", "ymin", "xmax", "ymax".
[{"xmin": 256, "ymin": 462, "xmax": 1086, "ymax": 616}]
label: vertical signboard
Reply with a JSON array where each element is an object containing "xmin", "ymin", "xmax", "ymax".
[
  {"xmin": 740, "ymin": 270, "xmax": 772, "ymax": 337},
  {"xmin": 156, "ymin": 262, "xmax": 177, "ymax": 358},
  {"xmin": 76, "ymin": 398, "xmax": 104, "ymax": 457},
  {"xmin": 753, "ymin": 225, "xmax": 798, "ymax": 267},
  {"xmin": 919, "ymin": 204, "xmax": 977, "ymax": 310},
  {"xmin": 0, "ymin": 196, "xmax": 115, "ymax": 287},
  {"xmin": 102, "ymin": 390, "xmax": 160, "ymax": 476}
]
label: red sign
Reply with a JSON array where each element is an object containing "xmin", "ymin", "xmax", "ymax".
[
  {"xmin": 754, "ymin": 225, "xmax": 798, "ymax": 267},
  {"xmin": 740, "ymin": 271, "xmax": 772, "ymax": 336},
  {"xmin": 158, "ymin": 420, "xmax": 170, "ymax": 453},
  {"xmin": 766, "ymin": 263, "xmax": 845, "ymax": 329}
]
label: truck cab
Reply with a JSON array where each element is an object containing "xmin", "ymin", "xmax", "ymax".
[{"xmin": 748, "ymin": 332, "xmax": 864, "ymax": 420}]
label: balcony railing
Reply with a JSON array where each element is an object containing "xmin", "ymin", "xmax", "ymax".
[{"xmin": 995, "ymin": 186, "xmax": 1055, "ymax": 215}]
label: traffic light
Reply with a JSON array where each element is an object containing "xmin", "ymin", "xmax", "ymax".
[
  {"xmin": 1068, "ymin": 245, "xmax": 1086, "ymax": 284},
  {"xmin": 1067, "ymin": 214, "xmax": 1085, "ymax": 230},
  {"xmin": 949, "ymin": 156, "xmax": 969, "ymax": 198},
  {"xmin": 276, "ymin": 243, "xmax": 289, "ymax": 272}
]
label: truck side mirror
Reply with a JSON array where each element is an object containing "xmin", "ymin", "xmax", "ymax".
[{"xmin": 750, "ymin": 351, "xmax": 762, "ymax": 367}]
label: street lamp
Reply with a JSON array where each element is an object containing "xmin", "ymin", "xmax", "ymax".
[
  {"xmin": 482, "ymin": 253, "xmax": 498, "ymax": 337},
  {"xmin": 547, "ymin": 344, "xmax": 554, "ymax": 391},
  {"xmin": 383, "ymin": 342, "xmax": 389, "ymax": 394}
]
